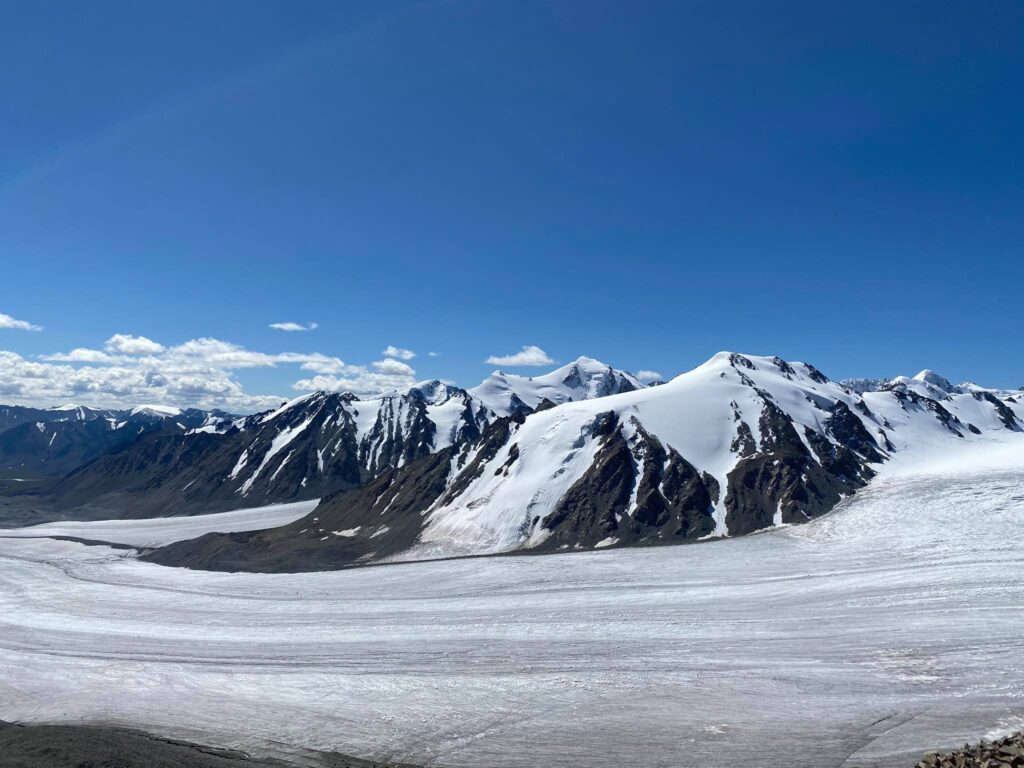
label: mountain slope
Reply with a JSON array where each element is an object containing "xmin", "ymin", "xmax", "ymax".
[
  {"xmin": 42, "ymin": 361, "xmax": 628, "ymax": 519},
  {"xmin": 48, "ymin": 384, "xmax": 491, "ymax": 518},
  {"xmin": 148, "ymin": 352, "xmax": 1024, "ymax": 571},
  {"xmin": 0, "ymin": 406, "xmax": 232, "ymax": 478},
  {"xmin": 470, "ymin": 357, "xmax": 643, "ymax": 416}
]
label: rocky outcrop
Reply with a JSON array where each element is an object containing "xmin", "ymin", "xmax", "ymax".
[
  {"xmin": 724, "ymin": 403, "xmax": 874, "ymax": 536},
  {"xmin": 144, "ymin": 448, "xmax": 456, "ymax": 572},
  {"xmin": 536, "ymin": 416, "xmax": 716, "ymax": 550},
  {"xmin": 917, "ymin": 732, "xmax": 1024, "ymax": 768}
]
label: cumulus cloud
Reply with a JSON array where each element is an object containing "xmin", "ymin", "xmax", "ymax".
[
  {"xmin": 42, "ymin": 348, "xmax": 116, "ymax": 363},
  {"xmin": 485, "ymin": 345, "xmax": 554, "ymax": 367},
  {"xmin": 382, "ymin": 345, "xmax": 415, "ymax": 360},
  {"xmin": 427, "ymin": 351, "xmax": 439, "ymax": 357},
  {"xmin": 0, "ymin": 334, "xmax": 396, "ymax": 413},
  {"xmin": 372, "ymin": 358, "xmax": 415, "ymax": 376},
  {"xmin": 0, "ymin": 312, "xmax": 43, "ymax": 331},
  {"xmin": 636, "ymin": 370, "xmax": 664, "ymax": 382},
  {"xmin": 269, "ymin": 321, "xmax": 318, "ymax": 332},
  {"xmin": 105, "ymin": 333, "xmax": 165, "ymax": 355}
]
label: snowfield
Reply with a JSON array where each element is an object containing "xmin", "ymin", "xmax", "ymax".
[
  {"xmin": 0, "ymin": 499, "xmax": 319, "ymax": 548},
  {"xmin": 0, "ymin": 437, "xmax": 1022, "ymax": 768}
]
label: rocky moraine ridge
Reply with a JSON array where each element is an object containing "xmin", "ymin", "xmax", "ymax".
[{"xmin": 145, "ymin": 352, "xmax": 1023, "ymax": 571}]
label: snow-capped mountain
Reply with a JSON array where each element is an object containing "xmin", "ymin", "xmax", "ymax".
[
  {"xmin": 470, "ymin": 356, "xmax": 643, "ymax": 416},
  {"xmin": 0, "ymin": 405, "xmax": 233, "ymax": 477},
  {"xmin": 147, "ymin": 352, "xmax": 1024, "ymax": 572},
  {"xmin": 42, "ymin": 361, "xmax": 630, "ymax": 517},
  {"xmin": 48, "ymin": 383, "xmax": 491, "ymax": 517},
  {"xmin": 0, "ymin": 403, "xmax": 118, "ymax": 434}
]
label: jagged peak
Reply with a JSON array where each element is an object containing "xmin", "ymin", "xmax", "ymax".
[{"xmin": 913, "ymin": 369, "xmax": 955, "ymax": 392}]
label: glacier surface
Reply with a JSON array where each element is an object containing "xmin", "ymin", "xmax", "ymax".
[{"xmin": 0, "ymin": 438, "xmax": 1022, "ymax": 768}]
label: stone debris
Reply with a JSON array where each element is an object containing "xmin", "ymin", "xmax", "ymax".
[{"xmin": 917, "ymin": 732, "xmax": 1024, "ymax": 768}]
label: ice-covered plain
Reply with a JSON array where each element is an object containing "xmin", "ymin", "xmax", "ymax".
[
  {"xmin": 0, "ymin": 438, "xmax": 1022, "ymax": 768},
  {"xmin": 0, "ymin": 499, "xmax": 319, "ymax": 548}
]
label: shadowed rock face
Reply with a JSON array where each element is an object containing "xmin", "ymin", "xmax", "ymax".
[
  {"xmin": 974, "ymin": 390, "xmax": 1022, "ymax": 431},
  {"xmin": 144, "ymin": 449, "xmax": 457, "ymax": 572},
  {"xmin": 724, "ymin": 403, "xmax": 875, "ymax": 537},
  {"xmin": 535, "ymin": 415, "xmax": 716, "ymax": 550}
]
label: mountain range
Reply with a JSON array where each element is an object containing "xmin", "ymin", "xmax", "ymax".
[{"xmin": 2, "ymin": 354, "xmax": 1021, "ymax": 569}]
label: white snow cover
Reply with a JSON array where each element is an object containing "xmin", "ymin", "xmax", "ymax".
[
  {"xmin": 470, "ymin": 356, "xmax": 644, "ymax": 416},
  {"xmin": 402, "ymin": 352, "xmax": 1024, "ymax": 560},
  {"xmin": 0, "ymin": 436, "xmax": 1022, "ymax": 768},
  {"xmin": 0, "ymin": 500, "xmax": 318, "ymax": 548},
  {"xmin": 130, "ymin": 404, "xmax": 183, "ymax": 417}
]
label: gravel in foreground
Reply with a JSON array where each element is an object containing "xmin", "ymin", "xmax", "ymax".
[{"xmin": 917, "ymin": 732, "xmax": 1024, "ymax": 768}]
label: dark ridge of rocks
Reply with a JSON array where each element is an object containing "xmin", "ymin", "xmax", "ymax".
[
  {"xmin": 824, "ymin": 400, "xmax": 885, "ymax": 462},
  {"xmin": 772, "ymin": 356, "xmax": 796, "ymax": 376},
  {"xmin": 0, "ymin": 720, "xmax": 418, "ymax": 768},
  {"xmin": 803, "ymin": 363, "xmax": 830, "ymax": 384},
  {"xmin": 440, "ymin": 413, "xmax": 524, "ymax": 505},
  {"xmin": 358, "ymin": 396, "xmax": 436, "ymax": 476},
  {"xmin": 729, "ymin": 353, "xmax": 757, "ymax": 370},
  {"xmin": 916, "ymin": 731, "xmax": 1024, "ymax": 768},
  {"xmin": 535, "ymin": 416, "xmax": 716, "ymax": 551},
  {"xmin": 143, "ymin": 449, "xmax": 456, "ymax": 573},
  {"xmin": 974, "ymin": 390, "xmax": 1022, "ymax": 431},
  {"xmin": 890, "ymin": 389, "xmax": 975, "ymax": 437},
  {"xmin": 723, "ymin": 403, "xmax": 873, "ymax": 536}
]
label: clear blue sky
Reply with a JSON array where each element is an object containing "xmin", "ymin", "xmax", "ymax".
[{"xmin": 0, "ymin": 1, "xmax": 1021, "ymax": 409}]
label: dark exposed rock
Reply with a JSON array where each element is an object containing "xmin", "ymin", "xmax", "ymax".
[
  {"xmin": 145, "ymin": 449, "xmax": 455, "ymax": 572},
  {"xmin": 0, "ymin": 720, "xmax": 417, "ymax": 768},
  {"xmin": 535, "ymin": 417, "xmax": 715, "ymax": 550},
  {"xmin": 51, "ymin": 395, "xmax": 368, "ymax": 519},
  {"xmin": 803, "ymin": 363, "xmax": 830, "ymax": 384},
  {"xmin": 824, "ymin": 400, "xmax": 884, "ymax": 462},
  {"xmin": 729, "ymin": 353, "xmax": 757, "ymax": 370},
  {"xmin": 974, "ymin": 391, "xmax": 1021, "ymax": 430},
  {"xmin": 724, "ymin": 403, "xmax": 872, "ymax": 536},
  {"xmin": 771, "ymin": 356, "xmax": 796, "ymax": 376},
  {"xmin": 916, "ymin": 731, "xmax": 1024, "ymax": 768},
  {"xmin": 533, "ymin": 397, "xmax": 558, "ymax": 412}
]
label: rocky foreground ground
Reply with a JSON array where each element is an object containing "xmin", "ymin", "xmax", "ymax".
[
  {"xmin": 917, "ymin": 732, "xmax": 1024, "ymax": 768},
  {"xmin": 0, "ymin": 721, "xmax": 417, "ymax": 768}
]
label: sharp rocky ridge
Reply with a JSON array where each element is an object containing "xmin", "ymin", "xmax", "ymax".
[
  {"xmin": 36, "ymin": 357, "xmax": 643, "ymax": 518},
  {"xmin": 142, "ymin": 352, "xmax": 1024, "ymax": 571}
]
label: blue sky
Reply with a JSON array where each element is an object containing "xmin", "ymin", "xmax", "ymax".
[{"xmin": 1, "ymin": 1, "xmax": 1021, "ymax": 410}]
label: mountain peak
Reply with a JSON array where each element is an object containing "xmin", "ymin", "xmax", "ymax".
[{"xmin": 913, "ymin": 369, "xmax": 955, "ymax": 393}]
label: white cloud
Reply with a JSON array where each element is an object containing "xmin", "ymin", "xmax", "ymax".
[
  {"xmin": 0, "ymin": 312, "xmax": 43, "ymax": 331},
  {"xmin": 42, "ymin": 348, "xmax": 116, "ymax": 363},
  {"xmin": 372, "ymin": 358, "xmax": 415, "ymax": 376},
  {"xmin": 0, "ymin": 333, "xmax": 383, "ymax": 413},
  {"xmin": 105, "ymin": 333, "xmax": 165, "ymax": 355},
  {"xmin": 382, "ymin": 345, "xmax": 416, "ymax": 360},
  {"xmin": 485, "ymin": 345, "xmax": 554, "ymax": 367},
  {"xmin": 636, "ymin": 370, "xmax": 664, "ymax": 382},
  {"xmin": 270, "ymin": 321, "xmax": 318, "ymax": 332},
  {"xmin": 427, "ymin": 351, "xmax": 439, "ymax": 357},
  {"xmin": 0, "ymin": 330, "xmax": 432, "ymax": 412}
]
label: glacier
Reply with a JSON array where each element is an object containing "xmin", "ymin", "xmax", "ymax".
[{"xmin": 0, "ymin": 436, "xmax": 1022, "ymax": 767}]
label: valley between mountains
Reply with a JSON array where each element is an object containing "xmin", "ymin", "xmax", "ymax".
[
  {"xmin": 1, "ymin": 351, "xmax": 1023, "ymax": 768},
  {"xmin": 2, "ymin": 352, "xmax": 1022, "ymax": 571}
]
